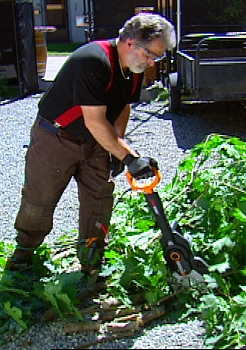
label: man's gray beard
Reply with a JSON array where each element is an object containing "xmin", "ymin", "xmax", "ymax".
[{"xmin": 129, "ymin": 65, "xmax": 146, "ymax": 74}]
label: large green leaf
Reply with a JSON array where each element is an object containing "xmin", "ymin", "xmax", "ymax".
[{"xmin": 3, "ymin": 301, "xmax": 27, "ymax": 329}]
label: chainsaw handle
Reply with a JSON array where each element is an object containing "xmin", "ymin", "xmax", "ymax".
[{"xmin": 126, "ymin": 167, "xmax": 161, "ymax": 194}]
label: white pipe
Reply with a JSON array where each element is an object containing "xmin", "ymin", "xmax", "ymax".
[{"xmin": 177, "ymin": 0, "xmax": 181, "ymax": 49}]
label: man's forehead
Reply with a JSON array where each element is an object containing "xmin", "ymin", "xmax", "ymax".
[{"xmin": 148, "ymin": 38, "xmax": 166, "ymax": 54}]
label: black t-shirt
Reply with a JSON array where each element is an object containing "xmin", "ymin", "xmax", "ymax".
[{"xmin": 38, "ymin": 39, "xmax": 144, "ymax": 140}]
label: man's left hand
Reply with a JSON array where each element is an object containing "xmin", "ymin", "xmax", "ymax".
[{"xmin": 110, "ymin": 155, "xmax": 125, "ymax": 177}]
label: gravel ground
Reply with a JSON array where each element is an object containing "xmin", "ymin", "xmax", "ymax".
[{"xmin": 1, "ymin": 94, "xmax": 246, "ymax": 349}]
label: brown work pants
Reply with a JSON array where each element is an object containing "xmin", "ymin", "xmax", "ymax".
[{"xmin": 14, "ymin": 116, "xmax": 115, "ymax": 260}]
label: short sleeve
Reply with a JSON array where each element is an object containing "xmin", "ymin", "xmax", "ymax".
[{"xmin": 71, "ymin": 55, "xmax": 111, "ymax": 106}]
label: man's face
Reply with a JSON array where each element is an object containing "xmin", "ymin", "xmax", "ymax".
[{"xmin": 127, "ymin": 38, "xmax": 166, "ymax": 74}]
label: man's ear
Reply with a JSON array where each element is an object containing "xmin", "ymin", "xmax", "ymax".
[{"xmin": 127, "ymin": 38, "xmax": 134, "ymax": 50}]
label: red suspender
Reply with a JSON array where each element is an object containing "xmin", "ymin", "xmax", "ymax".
[
  {"xmin": 132, "ymin": 74, "xmax": 139, "ymax": 95},
  {"xmin": 54, "ymin": 105, "xmax": 82, "ymax": 127},
  {"xmin": 95, "ymin": 41, "xmax": 114, "ymax": 91},
  {"xmin": 96, "ymin": 41, "xmax": 139, "ymax": 94},
  {"xmin": 54, "ymin": 41, "xmax": 139, "ymax": 128}
]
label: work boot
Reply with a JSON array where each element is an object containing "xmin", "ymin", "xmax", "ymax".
[{"xmin": 5, "ymin": 247, "xmax": 34, "ymax": 272}]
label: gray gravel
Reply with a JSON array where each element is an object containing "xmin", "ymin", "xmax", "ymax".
[{"xmin": 1, "ymin": 93, "xmax": 246, "ymax": 349}]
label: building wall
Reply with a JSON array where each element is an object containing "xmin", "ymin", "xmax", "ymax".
[
  {"xmin": 31, "ymin": 0, "xmax": 162, "ymax": 43},
  {"xmin": 67, "ymin": 0, "xmax": 88, "ymax": 43},
  {"xmin": 32, "ymin": 0, "xmax": 88, "ymax": 43},
  {"xmin": 33, "ymin": 0, "xmax": 45, "ymax": 26}
]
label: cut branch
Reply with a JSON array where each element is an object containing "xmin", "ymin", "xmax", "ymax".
[
  {"xmin": 104, "ymin": 305, "xmax": 166, "ymax": 333},
  {"xmin": 105, "ymin": 320, "xmax": 139, "ymax": 333},
  {"xmin": 64, "ymin": 321, "xmax": 101, "ymax": 334},
  {"xmin": 98, "ymin": 305, "xmax": 142, "ymax": 321},
  {"xmin": 136, "ymin": 305, "xmax": 166, "ymax": 326},
  {"xmin": 80, "ymin": 304, "xmax": 98, "ymax": 315}
]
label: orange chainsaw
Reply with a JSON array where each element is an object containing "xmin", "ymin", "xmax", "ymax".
[{"xmin": 126, "ymin": 167, "xmax": 209, "ymax": 289}]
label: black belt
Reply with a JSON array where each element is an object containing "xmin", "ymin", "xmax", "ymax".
[{"xmin": 37, "ymin": 115, "xmax": 85, "ymax": 145}]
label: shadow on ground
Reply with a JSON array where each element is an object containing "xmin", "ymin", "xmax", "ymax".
[
  {"xmin": 168, "ymin": 101, "xmax": 246, "ymax": 150},
  {"xmin": 127, "ymin": 100, "xmax": 246, "ymax": 152}
]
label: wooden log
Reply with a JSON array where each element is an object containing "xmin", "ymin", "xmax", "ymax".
[
  {"xmin": 42, "ymin": 308, "xmax": 57, "ymax": 322},
  {"xmin": 94, "ymin": 296, "xmax": 120, "ymax": 309},
  {"xmin": 105, "ymin": 320, "xmax": 139, "ymax": 333},
  {"xmin": 112, "ymin": 313, "xmax": 139, "ymax": 322},
  {"xmin": 64, "ymin": 320, "xmax": 101, "ymax": 334},
  {"xmin": 137, "ymin": 305, "xmax": 166, "ymax": 326},
  {"xmin": 98, "ymin": 305, "xmax": 142, "ymax": 321},
  {"xmin": 104, "ymin": 305, "xmax": 166, "ymax": 332},
  {"xmin": 80, "ymin": 304, "xmax": 98, "ymax": 315},
  {"xmin": 95, "ymin": 292, "xmax": 146, "ymax": 308}
]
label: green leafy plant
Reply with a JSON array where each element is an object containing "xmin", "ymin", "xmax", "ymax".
[
  {"xmin": 101, "ymin": 192, "xmax": 169, "ymax": 305},
  {"xmin": 0, "ymin": 235, "xmax": 82, "ymax": 345},
  {"xmin": 101, "ymin": 133, "xmax": 246, "ymax": 349},
  {"xmin": 0, "ymin": 133, "xmax": 246, "ymax": 349},
  {"xmin": 157, "ymin": 134, "xmax": 246, "ymax": 349}
]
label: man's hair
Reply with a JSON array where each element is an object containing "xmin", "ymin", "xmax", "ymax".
[{"xmin": 118, "ymin": 13, "xmax": 176, "ymax": 51}]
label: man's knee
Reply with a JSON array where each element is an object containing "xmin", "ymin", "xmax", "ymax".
[
  {"xmin": 15, "ymin": 201, "xmax": 53, "ymax": 233},
  {"xmin": 14, "ymin": 202, "xmax": 53, "ymax": 248}
]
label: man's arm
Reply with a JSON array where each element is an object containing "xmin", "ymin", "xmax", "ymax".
[
  {"xmin": 81, "ymin": 104, "xmax": 159, "ymax": 180},
  {"xmin": 81, "ymin": 104, "xmax": 137, "ymax": 160},
  {"xmin": 113, "ymin": 103, "xmax": 130, "ymax": 138}
]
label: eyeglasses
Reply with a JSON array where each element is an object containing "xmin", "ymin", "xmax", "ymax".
[{"xmin": 143, "ymin": 47, "xmax": 166, "ymax": 62}]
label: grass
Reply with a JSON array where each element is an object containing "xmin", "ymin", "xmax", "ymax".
[{"xmin": 47, "ymin": 42, "xmax": 83, "ymax": 56}]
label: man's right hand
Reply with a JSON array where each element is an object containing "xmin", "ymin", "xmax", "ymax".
[{"xmin": 122, "ymin": 154, "xmax": 159, "ymax": 180}]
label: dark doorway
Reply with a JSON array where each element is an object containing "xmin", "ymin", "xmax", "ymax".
[
  {"xmin": 0, "ymin": 0, "xmax": 38, "ymax": 97},
  {"xmin": 91, "ymin": 0, "xmax": 158, "ymax": 40},
  {"xmin": 45, "ymin": 0, "xmax": 69, "ymax": 43}
]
